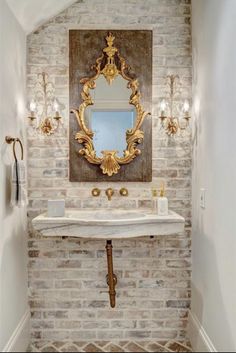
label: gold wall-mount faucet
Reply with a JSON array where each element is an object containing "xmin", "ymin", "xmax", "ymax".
[
  {"xmin": 105, "ymin": 188, "xmax": 114, "ymax": 201},
  {"xmin": 92, "ymin": 187, "xmax": 129, "ymax": 201}
]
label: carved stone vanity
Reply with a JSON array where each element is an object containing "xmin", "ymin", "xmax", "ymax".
[
  {"xmin": 32, "ymin": 209, "xmax": 185, "ymax": 239},
  {"xmin": 32, "ymin": 209, "xmax": 185, "ymax": 308}
]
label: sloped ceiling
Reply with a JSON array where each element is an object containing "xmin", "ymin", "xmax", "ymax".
[{"xmin": 6, "ymin": 0, "xmax": 76, "ymax": 34}]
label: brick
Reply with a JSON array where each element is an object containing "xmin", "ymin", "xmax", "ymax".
[
  {"xmin": 97, "ymin": 310, "xmax": 124, "ymax": 320},
  {"xmin": 138, "ymin": 320, "xmax": 165, "ymax": 329},
  {"xmin": 111, "ymin": 320, "xmax": 137, "ymax": 329},
  {"xmin": 166, "ymin": 300, "xmax": 191, "ymax": 309},
  {"xmin": 125, "ymin": 331, "xmax": 151, "ymax": 339},
  {"xmin": 27, "ymin": 0, "xmax": 192, "ymax": 342},
  {"xmin": 124, "ymin": 310, "xmax": 151, "ymax": 320},
  {"xmin": 31, "ymin": 321, "xmax": 54, "ymax": 329},
  {"xmin": 55, "ymin": 321, "xmax": 82, "ymax": 329},
  {"xmin": 97, "ymin": 331, "xmax": 124, "ymax": 340},
  {"xmin": 82, "ymin": 321, "xmax": 109, "ymax": 329},
  {"xmin": 43, "ymin": 311, "xmax": 69, "ymax": 319}
]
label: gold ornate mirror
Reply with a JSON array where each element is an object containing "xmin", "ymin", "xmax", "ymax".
[{"xmin": 71, "ymin": 32, "xmax": 150, "ymax": 177}]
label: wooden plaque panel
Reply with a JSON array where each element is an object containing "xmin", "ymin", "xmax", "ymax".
[{"xmin": 69, "ymin": 30, "xmax": 152, "ymax": 182}]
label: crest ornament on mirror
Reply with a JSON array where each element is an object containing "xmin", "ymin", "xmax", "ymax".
[{"xmin": 71, "ymin": 32, "xmax": 150, "ymax": 177}]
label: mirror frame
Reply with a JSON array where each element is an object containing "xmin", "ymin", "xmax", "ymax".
[{"xmin": 71, "ymin": 32, "xmax": 150, "ymax": 177}]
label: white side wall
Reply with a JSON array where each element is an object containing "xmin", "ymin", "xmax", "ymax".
[
  {"xmin": 191, "ymin": 0, "xmax": 236, "ymax": 351},
  {"xmin": 0, "ymin": 0, "xmax": 29, "ymax": 351}
]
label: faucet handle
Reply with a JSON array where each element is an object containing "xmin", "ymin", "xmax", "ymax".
[
  {"xmin": 120, "ymin": 188, "xmax": 128, "ymax": 197},
  {"xmin": 92, "ymin": 188, "xmax": 101, "ymax": 197}
]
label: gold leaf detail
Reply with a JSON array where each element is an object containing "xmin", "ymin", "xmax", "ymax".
[
  {"xmin": 100, "ymin": 151, "xmax": 120, "ymax": 177},
  {"xmin": 40, "ymin": 118, "xmax": 54, "ymax": 135},
  {"xmin": 71, "ymin": 32, "xmax": 150, "ymax": 177},
  {"xmin": 166, "ymin": 119, "xmax": 178, "ymax": 136},
  {"xmin": 102, "ymin": 63, "xmax": 119, "ymax": 85},
  {"xmin": 102, "ymin": 32, "xmax": 119, "ymax": 84}
]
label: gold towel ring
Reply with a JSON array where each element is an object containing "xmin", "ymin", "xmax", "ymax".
[{"xmin": 5, "ymin": 136, "xmax": 24, "ymax": 161}]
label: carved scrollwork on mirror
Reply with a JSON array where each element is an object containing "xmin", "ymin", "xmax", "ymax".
[{"xmin": 71, "ymin": 32, "xmax": 150, "ymax": 177}]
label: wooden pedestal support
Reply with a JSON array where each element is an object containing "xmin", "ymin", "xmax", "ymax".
[{"xmin": 106, "ymin": 240, "xmax": 117, "ymax": 308}]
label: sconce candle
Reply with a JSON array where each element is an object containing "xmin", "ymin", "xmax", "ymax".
[
  {"xmin": 53, "ymin": 99, "xmax": 59, "ymax": 114},
  {"xmin": 183, "ymin": 99, "xmax": 190, "ymax": 114},
  {"xmin": 159, "ymin": 75, "xmax": 191, "ymax": 136},
  {"xmin": 160, "ymin": 99, "xmax": 167, "ymax": 117},
  {"xmin": 27, "ymin": 72, "xmax": 63, "ymax": 136},
  {"xmin": 30, "ymin": 99, "xmax": 36, "ymax": 115}
]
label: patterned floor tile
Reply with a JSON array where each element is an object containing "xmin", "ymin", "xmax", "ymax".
[
  {"xmin": 146, "ymin": 342, "xmax": 169, "ymax": 352},
  {"xmin": 156, "ymin": 341, "xmax": 169, "ymax": 347},
  {"xmin": 33, "ymin": 341, "xmax": 51, "ymax": 350},
  {"xmin": 124, "ymin": 342, "xmax": 148, "ymax": 352},
  {"xmin": 60, "ymin": 343, "xmax": 81, "ymax": 352},
  {"xmin": 73, "ymin": 342, "xmax": 88, "ymax": 349},
  {"xmin": 165, "ymin": 341, "xmax": 192, "ymax": 352},
  {"xmin": 95, "ymin": 341, "xmax": 110, "ymax": 348},
  {"xmin": 182, "ymin": 341, "xmax": 192, "ymax": 349},
  {"xmin": 83, "ymin": 343, "xmax": 105, "ymax": 352},
  {"xmin": 103, "ymin": 343, "xmax": 125, "ymax": 352},
  {"xmin": 41, "ymin": 346, "xmax": 59, "ymax": 353},
  {"xmin": 28, "ymin": 340, "xmax": 193, "ymax": 353},
  {"xmin": 117, "ymin": 341, "xmax": 129, "ymax": 347},
  {"xmin": 53, "ymin": 342, "xmax": 69, "ymax": 350},
  {"xmin": 133, "ymin": 341, "xmax": 149, "ymax": 349}
]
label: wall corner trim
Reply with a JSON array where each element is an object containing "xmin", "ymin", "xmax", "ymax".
[
  {"xmin": 3, "ymin": 308, "xmax": 30, "ymax": 352},
  {"xmin": 188, "ymin": 311, "xmax": 217, "ymax": 352}
]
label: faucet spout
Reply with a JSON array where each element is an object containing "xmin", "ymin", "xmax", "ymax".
[{"xmin": 105, "ymin": 188, "xmax": 114, "ymax": 201}]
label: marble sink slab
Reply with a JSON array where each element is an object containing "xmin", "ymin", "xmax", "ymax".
[{"xmin": 32, "ymin": 209, "xmax": 185, "ymax": 240}]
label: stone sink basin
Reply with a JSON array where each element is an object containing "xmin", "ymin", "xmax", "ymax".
[{"xmin": 32, "ymin": 208, "xmax": 185, "ymax": 239}]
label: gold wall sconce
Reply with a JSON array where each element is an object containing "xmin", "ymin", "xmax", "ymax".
[
  {"xmin": 28, "ymin": 72, "xmax": 63, "ymax": 136},
  {"xmin": 159, "ymin": 75, "xmax": 191, "ymax": 136}
]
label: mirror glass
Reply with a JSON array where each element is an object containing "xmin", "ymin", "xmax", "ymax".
[
  {"xmin": 85, "ymin": 75, "xmax": 136, "ymax": 157},
  {"xmin": 91, "ymin": 110, "xmax": 134, "ymax": 157}
]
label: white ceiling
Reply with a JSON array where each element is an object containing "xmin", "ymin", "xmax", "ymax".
[{"xmin": 6, "ymin": 0, "xmax": 76, "ymax": 34}]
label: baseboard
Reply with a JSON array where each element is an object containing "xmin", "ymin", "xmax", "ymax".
[
  {"xmin": 188, "ymin": 311, "xmax": 217, "ymax": 352},
  {"xmin": 3, "ymin": 309, "xmax": 30, "ymax": 352}
]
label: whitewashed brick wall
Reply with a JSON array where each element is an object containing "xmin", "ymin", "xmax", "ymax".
[{"xmin": 27, "ymin": 0, "xmax": 192, "ymax": 342}]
